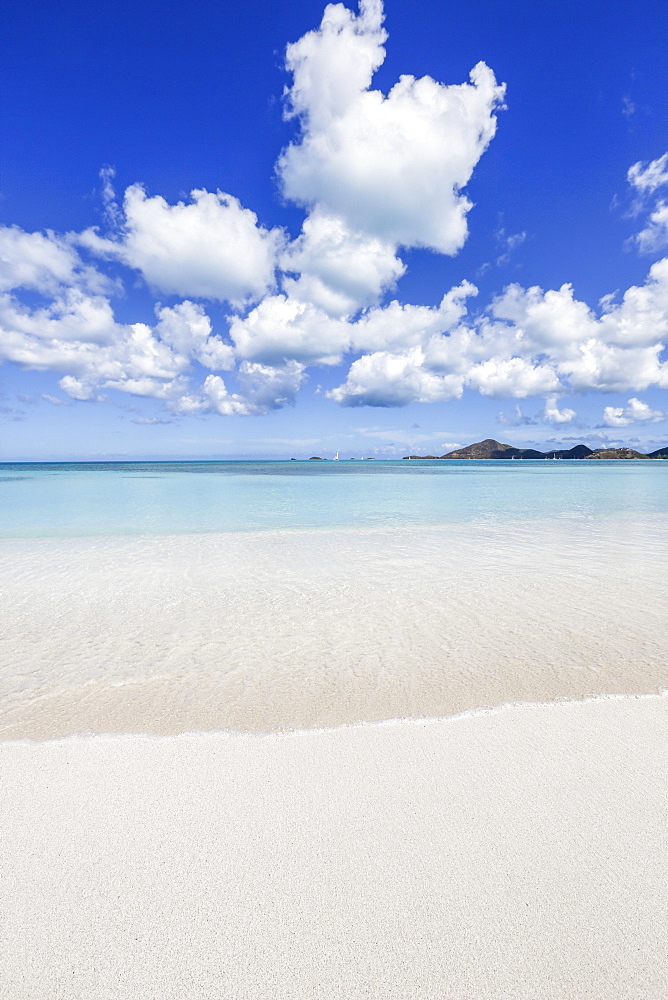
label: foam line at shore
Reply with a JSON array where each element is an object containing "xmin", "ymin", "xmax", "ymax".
[{"xmin": 2, "ymin": 687, "xmax": 666, "ymax": 746}]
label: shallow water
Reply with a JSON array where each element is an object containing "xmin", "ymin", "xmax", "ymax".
[
  {"xmin": 0, "ymin": 459, "xmax": 666, "ymax": 537},
  {"xmin": 2, "ymin": 513, "xmax": 666, "ymax": 739}
]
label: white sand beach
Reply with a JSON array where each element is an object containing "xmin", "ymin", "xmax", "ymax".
[
  {"xmin": 1, "ymin": 693, "xmax": 666, "ymax": 998},
  {"xmin": 2, "ymin": 516, "xmax": 667, "ymax": 997}
]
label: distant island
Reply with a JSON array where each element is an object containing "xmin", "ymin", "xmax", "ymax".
[{"xmin": 403, "ymin": 438, "xmax": 668, "ymax": 460}]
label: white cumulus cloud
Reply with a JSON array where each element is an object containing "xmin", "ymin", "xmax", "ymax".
[
  {"xmin": 0, "ymin": 289, "xmax": 122, "ymax": 348},
  {"xmin": 486, "ymin": 260, "xmax": 668, "ymax": 392},
  {"xmin": 632, "ymin": 203, "xmax": 668, "ymax": 255},
  {"xmin": 200, "ymin": 361, "xmax": 306, "ymax": 416},
  {"xmin": 281, "ymin": 208, "xmax": 404, "ymax": 316},
  {"xmin": 81, "ymin": 185, "xmax": 283, "ymax": 306},
  {"xmin": 467, "ymin": 357, "xmax": 560, "ymax": 398},
  {"xmin": 602, "ymin": 397, "xmax": 666, "ymax": 427},
  {"xmin": 229, "ymin": 294, "xmax": 351, "ymax": 365},
  {"xmin": 155, "ymin": 301, "xmax": 235, "ymax": 371},
  {"xmin": 329, "ymin": 348, "xmax": 464, "ymax": 407},
  {"xmin": 351, "ymin": 282, "xmax": 477, "ymax": 354},
  {"xmin": 0, "ymin": 225, "xmax": 113, "ymax": 295},
  {"xmin": 541, "ymin": 395, "xmax": 576, "ymax": 424},
  {"xmin": 58, "ymin": 377, "xmax": 106, "ymax": 402},
  {"xmin": 278, "ymin": 0, "xmax": 504, "ymax": 254},
  {"xmin": 627, "ymin": 152, "xmax": 668, "ymax": 196},
  {"xmin": 627, "ymin": 152, "xmax": 668, "ymax": 254},
  {"xmin": 328, "ymin": 257, "xmax": 668, "ymax": 407}
]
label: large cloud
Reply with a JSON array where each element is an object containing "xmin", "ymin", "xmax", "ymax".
[
  {"xmin": 0, "ymin": 254, "xmax": 206, "ymax": 406},
  {"xmin": 81, "ymin": 185, "xmax": 283, "ymax": 306},
  {"xmin": 0, "ymin": 232, "xmax": 305, "ymax": 414},
  {"xmin": 351, "ymin": 283, "xmax": 477, "ymax": 354},
  {"xmin": 329, "ymin": 258, "xmax": 668, "ymax": 406},
  {"xmin": 278, "ymin": 0, "xmax": 505, "ymax": 254},
  {"xmin": 0, "ymin": 291, "xmax": 187, "ymax": 401},
  {"xmin": 0, "ymin": 289, "xmax": 122, "ymax": 350},
  {"xmin": 270, "ymin": 0, "xmax": 503, "ymax": 321},
  {"xmin": 488, "ymin": 259, "xmax": 668, "ymax": 391},
  {"xmin": 466, "ymin": 357, "xmax": 560, "ymax": 397}
]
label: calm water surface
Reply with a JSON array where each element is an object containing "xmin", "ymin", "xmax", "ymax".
[{"xmin": 0, "ymin": 460, "xmax": 666, "ymax": 538}]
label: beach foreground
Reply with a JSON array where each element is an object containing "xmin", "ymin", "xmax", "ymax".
[
  {"xmin": 2, "ymin": 516, "xmax": 667, "ymax": 739},
  {"xmin": 2, "ymin": 693, "xmax": 666, "ymax": 998}
]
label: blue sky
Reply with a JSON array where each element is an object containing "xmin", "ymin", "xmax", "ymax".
[{"xmin": 2, "ymin": 0, "xmax": 667, "ymax": 459}]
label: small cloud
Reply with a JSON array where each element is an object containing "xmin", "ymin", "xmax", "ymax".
[
  {"xmin": 625, "ymin": 152, "xmax": 668, "ymax": 252},
  {"xmin": 601, "ymin": 397, "xmax": 665, "ymax": 427},
  {"xmin": 131, "ymin": 416, "xmax": 174, "ymax": 425},
  {"xmin": 621, "ymin": 96, "xmax": 636, "ymax": 119},
  {"xmin": 41, "ymin": 393, "xmax": 71, "ymax": 406},
  {"xmin": 497, "ymin": 404, "xmax": 535, "ymax": 427},
  {"xmin": 541, "ymin": 395, "xmax": 576, "ymax": 425},
  {"xmin": 494, "ymin": 225, "xmax": 527, "ymax": 267},
  {"xmin": 99, "ymin": 165, "xmax": 123, "ymax": 229},
  {"xmin": 354, "ymin": 425, "xmax": 458, "ymax": 445},
  {"xmin": 0, "ymin": 390, "xmax": 25, "ymax": 421},
  {"xmin": 59, "ymin": 376, "xmax": 107, "ymax": 403},
  {"xmin": 498, "ymin": 396, "xmax": 576, "ymax": 427},
  {"xmin": 631, "ymin": 202, "xmax": 668, "ymax": 255},
  {"xmin": 598, "ymin": 290, "xmax": 619, "ymax": 310},
  {"xmin": 627, "ymin": 152, "xmax": 668, "ymax": 196}
]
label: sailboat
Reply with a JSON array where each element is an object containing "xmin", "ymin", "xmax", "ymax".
[{"xmin": 333, "ymin": 451, "xmax": 339, "ymax": 461}]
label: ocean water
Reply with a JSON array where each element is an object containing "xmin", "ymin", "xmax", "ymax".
[{"xmin": 0, "ymin": 459, "xmax": 666, "ymax": 537}]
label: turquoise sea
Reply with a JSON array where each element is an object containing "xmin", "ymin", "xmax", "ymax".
[{"xmin": 0, "ymin": 459, "xmax": 666, "ymax": 537}]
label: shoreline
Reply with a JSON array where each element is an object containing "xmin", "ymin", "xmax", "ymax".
[{"xmin": 3, "ymin": 686, "xmax": 666, "ymax": 746}]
